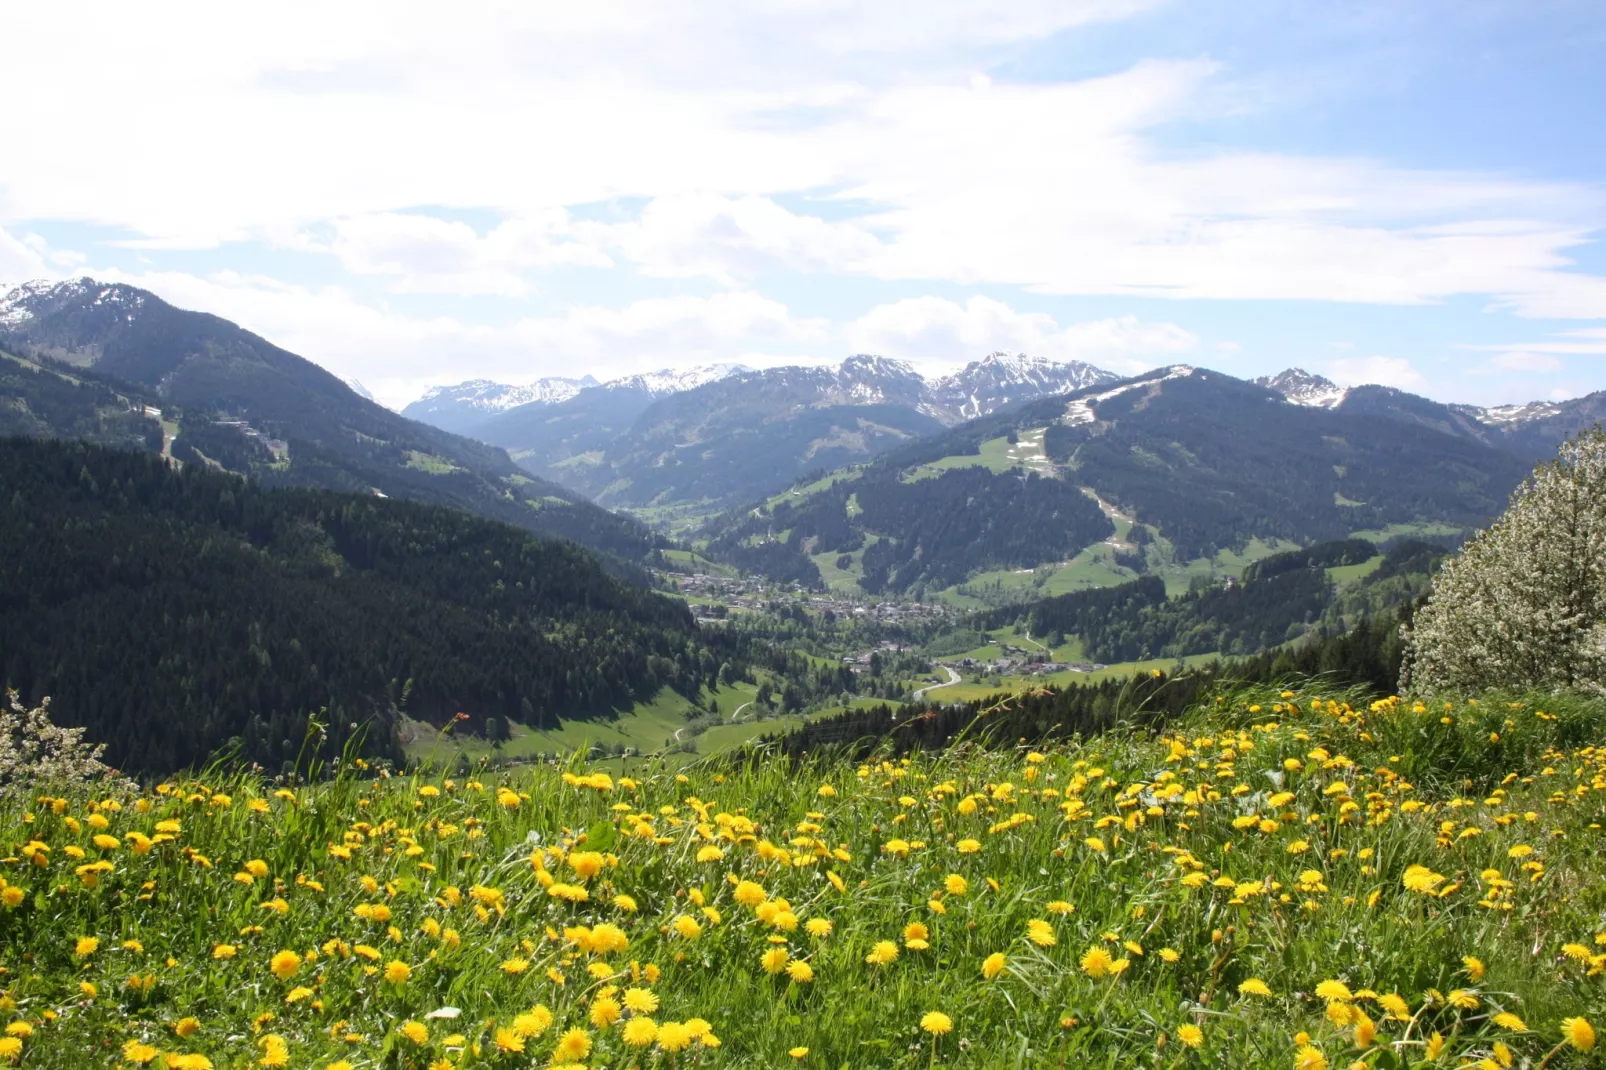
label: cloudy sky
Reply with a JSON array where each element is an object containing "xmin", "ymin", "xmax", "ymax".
[{"xmin": 3, "ymin": 0, "xmax": 1604, "ymax": 408}]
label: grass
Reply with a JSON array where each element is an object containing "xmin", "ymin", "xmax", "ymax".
[
  {"xmin": 928, "ymin": 652, "xmax": 1224, "ymax": 703},
  {"xmin": 6, "ymin": 684, "xmax": 1606, "ymax": 1067},
  {"xmin": 902, "ymin": 432, "xmax": 1051, "ymax": 483},
  {"xmin": 1327, "ymin": 555, "xmax": 1385, "ymax": 586},
  {"xmin": 403, "ymin": 686, "xmax": 756, "ymax": 766},
  {"xmin": 1350, "ymin": 521, "xmax": 1465, "ymax": 542},
  {"xmin": 404, "ymin": 451, "xmax": 458, "ymax": 475}
]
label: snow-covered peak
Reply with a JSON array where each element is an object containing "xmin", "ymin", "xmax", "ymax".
[
  {"xmin": 931, "ymin": 353, "xmax": 1118, "ymax": 422},
  {"xmin": 603, "ymin": 363, "xmax": 749, "ymax": 397},
  {"xmin": 1, "ymin": 279, "xmax": 65, "ymax": 326},
  {"xmin": 839, "ymin": 354, "xmax": 923, "ymax": 382},
  {"xmin": 1472, "ymin": 400, "xmax": 1565, "ymax": 427},
  {"xmin": 346, "ymin": 379, "xmax": 376, "ymax": 402},
  {"xmin": 1, "ymin": 277, "xmax": 149, "ymax": 328},
  {"xmin": 1255, "ymin": 368, "xmax": 1348, "ymax": 408},
  {"xmin": 412, "ymin": 375, "xmax": 599, "ymax": 414}
]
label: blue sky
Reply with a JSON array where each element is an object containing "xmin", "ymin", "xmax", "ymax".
[{"xmin": 3, "ymin": 0, "xmax": 1603, "ymax": 408}]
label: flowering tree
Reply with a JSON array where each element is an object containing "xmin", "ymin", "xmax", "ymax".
[
  {"xmin": 0, "ymin": 690, "xmax": 124, "ymax": 791},
  {"xmin": 1402, "ymin": 428, "xmax": 1606, "ymax": 695}
]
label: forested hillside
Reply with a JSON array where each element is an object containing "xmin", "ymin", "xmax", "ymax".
[
  {"xmin": 0, "ymin": 438, "xmax": 739, "ymax": 775},
  {"xmin": 0, "ymin": 349, "xmax": 163, "ymax": 453},
  {"xmin": 699, "ymin": 367, "xmax": 1525, "ymax": 590},
  {"xmin": 0, "ymin": 280, "xmax": 660, "ymax": 566}
]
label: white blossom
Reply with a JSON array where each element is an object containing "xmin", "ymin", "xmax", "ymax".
[{"xmin": 1403, "ymin": 428, "xmax": 1606, "ymax": 695}]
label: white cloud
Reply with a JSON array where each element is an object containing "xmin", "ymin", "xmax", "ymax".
[
  {"xmin": 1475, "ymin": 351, "xmax": 1565, "ymax": 375},
  {"xmin": 1326, "ymin": 356, "xmax": 1429, "ymax": 392},
  {"xmin": 845, "ymin": 295, "xmax": 1196, "ymax": 370},
  {"xmin": 0, "ymin": 5, "xmax": 1600, "ymax": 322},
  {"xmin": 319, "ymin": 211, "xmax": 611, "ymax": 296},
  {"xmin": 604, "ymin": 194, "xmax": 883, "ymax": 283},
  {"xmin": 0, "ymin": 225, "xmax": 49, "ymax": 283}
]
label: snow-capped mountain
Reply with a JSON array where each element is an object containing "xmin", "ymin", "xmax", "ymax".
[
  {"xmin": 1, "ymin": 277, "xmax": 149, "ymax": 330},
  {"xmin": 401, "ymin": 376, "xmax": 599, "ymax": 434},
  {"xmin": 1470, "ymin": 399, "xmax": 1566, "ymax": 426},
  {"xmin": 1254, "ymin": 368, "xmax": 1348, "ymax": 408},
  {"xmin": 933, "ymin": 353, "xmax": 1118, "ymax": 421},
  {"xmin": 600, "ymin": 363, "xmax": 750, "ymax": 398}
]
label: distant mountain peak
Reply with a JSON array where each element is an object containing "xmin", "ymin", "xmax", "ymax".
[
  {"xmin": 840, "ymin": 353, "xmax": 922, "ymax": 380},
  {"xmin": 1255, "ymin": 367, "xmax": 1348, "ymax": 408},
  {"xmin": 931, "ymin": 352, "xmax": 1119, "ymax": 422},
  {"xmin": 604, "ymin": 363, "xmax": 749, "ymax": 397}
]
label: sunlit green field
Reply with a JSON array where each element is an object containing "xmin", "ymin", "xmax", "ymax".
[{"xmin": 3, "ymin": 685, "xmax": 1604, "ymax": 1067}]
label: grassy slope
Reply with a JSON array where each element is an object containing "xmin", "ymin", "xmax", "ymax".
[{"xmin": 8, "ymin": 685, "xmax": 1606, "ymax": 1068}]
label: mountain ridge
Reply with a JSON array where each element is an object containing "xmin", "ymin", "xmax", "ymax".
[{"xmin": 0, "ymin": 277, "xmax": 663, "ymax": 567}]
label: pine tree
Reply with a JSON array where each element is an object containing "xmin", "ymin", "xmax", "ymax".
[{"xmin": 1402, "ymin": 428, "xmax": 1606, "ymax": 695}]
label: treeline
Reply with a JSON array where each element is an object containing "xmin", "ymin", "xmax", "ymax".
[
  {"xmin": 771, "ymin": 612, "xmax": 1410, "ymax": 760},
  {"xmin": 0, "ymin": 438, "xmax": 742, "ymax": 776}
]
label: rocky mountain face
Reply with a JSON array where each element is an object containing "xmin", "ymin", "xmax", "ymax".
[
  {"xmin": 933, "ymin": 353, "xmax": 1117, "ymax": 421},
  {"xmin": 1252, "ymin": 367, "xmax": 1348, "ymax": 408}
]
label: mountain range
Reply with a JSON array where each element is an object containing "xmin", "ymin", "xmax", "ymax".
[
  {"xmin": 699, "ymin": 365, "xmax": 1547, "ymax": 595},
  {"xmin": 408, "ymin": 352, "xmax": 1116, "ymax": 512},
  {"xmin": 0, "ymin": 278, "xmax": 660, "ymax": 568},
  {"xmin": 6, "ymin": 277, "xmax": 1605, "ymax": 605}
]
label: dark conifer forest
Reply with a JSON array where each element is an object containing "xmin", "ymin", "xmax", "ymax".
[{"xmin": 0, "ymin": 438, "xmax": 740, "ymax": 775}]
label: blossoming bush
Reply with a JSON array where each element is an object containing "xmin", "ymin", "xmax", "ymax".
[
  {"xmin": 0, "ymin": 685, "xmax": 1604, "ymax": 1068},
  {"xmin": 1404, "ymin": 427, "xmax": 1606, "ymax": 696}
]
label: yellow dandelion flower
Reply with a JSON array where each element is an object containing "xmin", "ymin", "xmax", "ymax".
[
  {"xmin": 624, "ymin": 987, "xmax": 660, "ymax": 1014},
  {"xmin": 1563, "ymin": 1017, "xmax": 1596, "ymax": 1052},
  {"xmin": 1177, "ymin": 1024, "xmax": 1203, "ymax": 1049},
  {"xmin": 399, "ymin": 1021, "xmax": 428, "ymax": 1045},
  {"xmin": 1079, "ymin": 946, "xmax": 1114, "ymax": 978},
  {"xmin": 623, "ymin": 1017, "xmax": 658, "ymax": 1047},
  {"xmin": 383, "ymin": 960, "xmax": 411, "ymax": 984},
  {"xmin": 866, "ymin": 940, "xmax": 900, "ymax": 965},
  {"xmin": 1237, "ymin": 978, "xmax": 1272, "ymax": 998},
  {"xmin": 920, "ymin": 1011, "xmax": 953, "ymax": 1036},
  {"xmin": 982, "ymin": 952, "xmax": 1007, "ymax": 979},
  {"xmin": 656, "ymin": 1021, "xmax": 693, "ymax": 1053}
]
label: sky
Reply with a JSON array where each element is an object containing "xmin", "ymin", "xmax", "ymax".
[{"xmin": 2, "ymin": 0, "xmax": 1604, "ymax": 409}]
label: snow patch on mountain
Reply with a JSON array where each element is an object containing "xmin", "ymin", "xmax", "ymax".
[
  {"xmin": 412, "ymin": 376, "xmax": 600, "ymax": 415},
  {"xmin": 933, "ymin": 352, "xmax": 1118, "ymax": 422},
  {"xmin": 1254, "ymin": 368, "xmax": 1349, "ymax": 408},
  {"xmin": 1472, "ymin": 400, "xmax": 1566, "ymax": 426},
  {"xmin": 1064, "ymin": 365, "xmax": 1196, "ymax": 426},
  {"xmin": 604, "ymin": 363, "xmax": 749, "ymax": 397}
]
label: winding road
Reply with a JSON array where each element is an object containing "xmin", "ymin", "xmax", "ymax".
[{"xmin": 912, "ymin": 665, "xmax": 961, "ymax": 700}]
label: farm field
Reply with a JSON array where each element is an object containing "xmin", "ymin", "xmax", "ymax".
[{"xmin": 3, "ymin": 684, "xmax": 1603, "ymax": 1067}]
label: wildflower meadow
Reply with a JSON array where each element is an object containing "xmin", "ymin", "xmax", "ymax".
[{"xmin": 2, "ymin": 684, "xmax": 1605, "ymax": 1068}]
